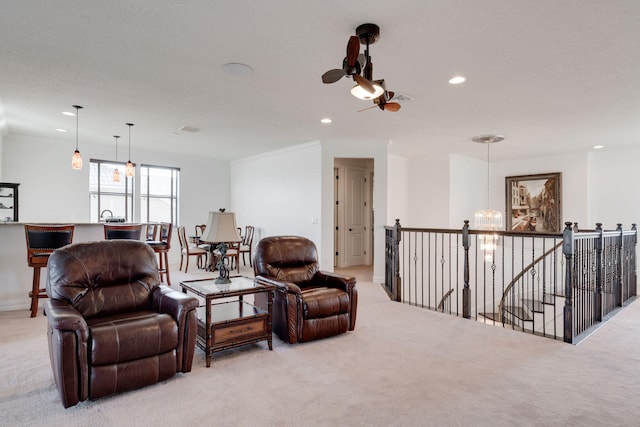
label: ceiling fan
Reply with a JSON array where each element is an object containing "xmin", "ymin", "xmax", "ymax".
[
  {"xmin": 321, "ymin": 23, "xmax": 385, "ymax": 99},
  {"xmin": 357, "ymin": 79, "xmax": 401, "ymax": 112}
]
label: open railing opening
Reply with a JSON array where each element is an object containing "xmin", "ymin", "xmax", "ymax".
[{"xmin": 384, "ymin": 220, "xmax": 637, "ymax": 343}]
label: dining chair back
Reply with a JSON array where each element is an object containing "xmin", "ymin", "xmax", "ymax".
[
  {"xmin": 177, "ymin": 226, "xmax": 207, "ymax": 273},
  {"xmin": 239, "ymin": 225, "xmax": 255, "ymax": 266}
]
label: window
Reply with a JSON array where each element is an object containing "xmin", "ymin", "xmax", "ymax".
[
  {"xmin": 140, "ymin": 164, "xmax": 180, "ymax": 224},
  {"xmin": 90, "ymin": 159, "xmax": 134, "ymax": 222}
]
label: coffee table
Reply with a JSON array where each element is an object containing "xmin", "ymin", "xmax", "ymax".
[{"xmin": 179, "ymin": 276, "xmax": 275, "ymax": 367}]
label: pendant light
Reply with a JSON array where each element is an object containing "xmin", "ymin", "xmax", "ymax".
[
  {"xmin": 113, "ymin": 135, "xmax": 121, "ymax": 183},
  {"xmin": 71, "ymin": 105, "xmax": 83, "ymax": 170},
  {"xmin": 472, "ymin": 134, "xmax": 504, "ymax": 261},
  {"xmin": 125, "ymin": 123, "xmax": 134, "ymax": 177}
]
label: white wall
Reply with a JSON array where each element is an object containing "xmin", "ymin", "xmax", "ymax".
[
  {"xmin": 590, "ymin": 148, "xmax": 640, "ymax": 229},
  {"xmin": 403, "ymin": 149, "xmax": 637, "ymax": 234},
  {"xmin": 230, "ymin": 141, "xmax": 322, "ymax": 256},
  {"xmin": 494, "ymin": 152, "xmax": 591, "ymax": 228},
  {"xmin": 2, "ymin": 133, "xmax": 230, "ymax": 229},
  {"xmin": 387, "ymin": 154, "xmax": 410, "ymax": 225}
]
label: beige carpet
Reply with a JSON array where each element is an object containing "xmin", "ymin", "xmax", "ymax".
[{"xmin": 1, "ymin": 262, "xmax": 640, "ymax": 426}]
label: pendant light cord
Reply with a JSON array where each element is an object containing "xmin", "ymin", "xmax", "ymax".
[{"xmin": 486, "ymin": 141, "xmax": 490, "ymax": 208}]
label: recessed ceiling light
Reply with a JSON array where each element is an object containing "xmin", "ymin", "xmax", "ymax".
[
  {"xmin": 321, "ymin": 118, "xmax": 332, "ymax": 124},
  {"xmin": 62, "ymin": 111, "xmax": 76, "ymax": 116},
  {"xmin": 56, "ymin": 128, "xmax": 67, "ymax": 132},
  {"xmin": 449, "ymin": 76, "xmax": 466, "ymax": 84},
  {"xmin": 593, "ymin": 145, "xmax": 604, "ymax": 149},
  {"xmin": 223, "ymin": 62, "xmax": 253, "ymax": 76}
]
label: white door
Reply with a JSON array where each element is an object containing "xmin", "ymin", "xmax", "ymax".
[{"xmin": 345, "ymin": 166, "xmax": 366, "ymax": 266}]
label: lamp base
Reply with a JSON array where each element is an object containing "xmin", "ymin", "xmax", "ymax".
[{"xmin": 215, "ymin": 275, "xmax": 231, "ymax": 285}]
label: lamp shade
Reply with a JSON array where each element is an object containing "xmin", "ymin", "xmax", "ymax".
[
  {"xmin": 201, "ymin": 211, "xmax": 242, "ymax": 243},
  {"xmin": 350, "ymin": 82, "xmax": 384, "ymax": 100}
]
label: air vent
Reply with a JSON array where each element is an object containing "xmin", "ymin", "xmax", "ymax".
[
  {"xmin": 391, "ymin": 92, "xmax": 414, "ymax": 102},
  {"xmin": 179, "ymin": 126, "xmax": 199, "ymax": 133}
]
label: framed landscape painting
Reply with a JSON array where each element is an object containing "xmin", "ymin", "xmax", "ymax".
[{"xmin": 505, "ymin": 173, "xmax": 562, "ymax": 233}]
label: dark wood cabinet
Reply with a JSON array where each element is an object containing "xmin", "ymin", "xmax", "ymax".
[{"xmin": 0, "ymin": 183, "xmax": 19, "ymax": 222}]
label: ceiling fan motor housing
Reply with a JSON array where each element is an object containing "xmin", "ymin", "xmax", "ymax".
[{"xmin": 355, "ymin": 23, "xmax": 380, "ymax": 45}]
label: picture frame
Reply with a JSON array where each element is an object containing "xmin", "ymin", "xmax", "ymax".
[{"xmin": 505, "ymin": 172, "xmax": 562, "ymax": 233}]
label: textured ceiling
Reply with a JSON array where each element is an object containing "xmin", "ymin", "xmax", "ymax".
[{"xmin": 0, "ymin": 0, "xmax": 638, "ymax": 162}]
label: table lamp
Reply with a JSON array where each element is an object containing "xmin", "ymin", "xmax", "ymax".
[{"xmin": 201, "ymin": 210, "xmax": 242, "ymax": 284}]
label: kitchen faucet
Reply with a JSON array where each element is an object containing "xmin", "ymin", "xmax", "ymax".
[{"xmin": 100, "ymin": 209, "xmax": 113, "ymax": 220}]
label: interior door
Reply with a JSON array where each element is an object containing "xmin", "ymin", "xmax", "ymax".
[{"xmin": 345, "ymin": 166, "xmax": 366, "ymax": 266}]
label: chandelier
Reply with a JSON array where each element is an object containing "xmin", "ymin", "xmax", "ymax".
[{"xmin": 472, "ymin": 134, "xmax": 504, "ymax": 261}]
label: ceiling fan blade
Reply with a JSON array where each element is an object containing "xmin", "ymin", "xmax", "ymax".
[
  {"xmin": 346, "ymin": 36, "xmax": 360, "ymax": 66},
  {"xmin": 357, "ymin": 105, "xmax": 378, "ymax": 113},
  {"xmin": 322, "ymin": 69, "xmax": 346, "ymax": 84},
  {"xmin": 383, "ymin": 102, "xmax": 401, "ymax": 112},
  {"xmin": 353, "ymin": 74, "xmax": 375, "ymax": 94}
]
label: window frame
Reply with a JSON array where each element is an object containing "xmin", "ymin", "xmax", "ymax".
[
  {"xmin": 89, "ymin": 158, "xmax": 135, "ymax": 223},
  {"xmin": 140, "ymin": 163, "xmax": 180, "ymax": 225}
]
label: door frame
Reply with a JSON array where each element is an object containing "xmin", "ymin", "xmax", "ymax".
[{"xmin": 334, "ymin": 158, "xmax": 374, "ymax": 267}]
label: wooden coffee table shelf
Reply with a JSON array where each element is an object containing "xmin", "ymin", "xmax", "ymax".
[{"xmin": 180, "ymin": 276, "xmax": 274, "ymax": 367}]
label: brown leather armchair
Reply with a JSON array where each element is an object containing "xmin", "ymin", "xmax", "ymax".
[
  {"xmin": 43, "ymin": 240, "xmax": 199, "ymax": 408},
  {"xmin": 253, "ymin": 236, "xmax": 357, "ymax": 344}
]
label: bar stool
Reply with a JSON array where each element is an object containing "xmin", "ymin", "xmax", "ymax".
[
  {"xmin": 24, "ymin": 224, "xmax": 75, "ymax": 317},
  {"xmin": 146, "ymin": 222, "xmax": 172, "ymax": 286},
  {"xmin": 103, "ymin": 224, "xmax": 143, "ymax": 240}
]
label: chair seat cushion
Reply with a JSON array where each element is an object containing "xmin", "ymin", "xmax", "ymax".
[
  {"xmin": 87, "ymin": 311, "xmax": 178, "ymax": 366},
  {"xmin": 301, "ymin": 287, "xmax": 350, "ymax": 319},
  {"xmin": 146, "ymin": 241, "xmax": 168, "ymax": 250}
]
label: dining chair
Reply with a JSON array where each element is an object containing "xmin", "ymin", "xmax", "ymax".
[
  {"xmin": 239, "ymin": 225, "xmax": 255, "ymax": 266},
  {"xmin": 177, "ymin": 226, "xmax": 207, "ymax": 273}
]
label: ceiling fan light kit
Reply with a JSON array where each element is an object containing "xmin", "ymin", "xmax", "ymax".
[{"xmin": 322, "ymin": 23, "xmax": 401, "ymax": 112}]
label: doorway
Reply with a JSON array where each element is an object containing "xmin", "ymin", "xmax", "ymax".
[{"xmin": 334, "ymin": 158, "xmax": 374, "ymax": 269}]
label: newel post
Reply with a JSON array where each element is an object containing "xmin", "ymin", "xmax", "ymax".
[
  {"xmin": 616, "ymin": 223, "xmax": 625, "ymax": 307},
  {"xmin": 462, "ymin": 220, "xmax": 471, "ymax": 319},
  {"xmin": 632, "ymin": 224, "xmax": 637, "ymax": 298},
  {"xmin": 594, "ymin": 223, "xmax": 603, "ymax": 321},
  {"xmin": 393, "ymin": 219, "xmax": 402, "ymax": 302},
  {"xmin": 562, "ymin": 221, "xmax": 575, "ymax": 343}
]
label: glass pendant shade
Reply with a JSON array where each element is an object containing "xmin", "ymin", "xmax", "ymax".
[
  {"xmin": 125, "ymin": 123, "xmax": 135, "ymax": 177},
  {"xmin": 125, "ymin": 161, "xmax": 134, "ymax": 177},
  {"xmin": 472, "ymin": 134, "xmax": 505, "ymax": 261},
  {"xmin": 71, "ymin": 149, "xmax": 82, "ymax": 170},
  {"xmin": 71, "ymin": 105, "xmax": 83, "ymax": 170},
  {"xmin": 475, "ymin": 208, "xmax": 503, "ymax": 258},
  {"xmin": 351, "ymin": 82, "xmax": 384, "ymax": 100},
  {"xmin": 113, "ymin": 135, "xmax": 120, "ymax": 182}
]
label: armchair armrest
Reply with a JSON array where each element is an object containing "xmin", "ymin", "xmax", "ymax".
[
  {"xmin": 315, "ymin": 271, "xmax": 357, "ymax": 293},
  {"xmin": 152, "ymin": 285, "xmax": 199, "ymax": 322},
  {"xmin": 44, "ymin": 299, "xmax": 89, "ymax": 341},
  {"xmin": 151, "ymin": 285, "xmax": 199, "ymax": 372},
  {"xmin": 43, "ymin": 299, "xmax": 90, "ymax": 407},
  {"xmin": 255, "ymin": 275, "xmax": 302, "ymax": 294}
]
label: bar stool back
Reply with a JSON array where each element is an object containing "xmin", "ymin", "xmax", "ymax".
[
  {"xmin": 103, "ymin": 224, "xmax": 143, "ymax": 240},
  {"xmin": 24, "ymin": 224, "xmax": 75, "ymax": 317},
  {"xmin": 147, "ymin": 222, "xmax": 172, "ymax": 286}
]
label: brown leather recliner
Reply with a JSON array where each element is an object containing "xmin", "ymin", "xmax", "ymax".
[
  {"xmin": 253, "ymin": 236, "xmax": 357, "ymax": 344},
  {"xmin": 43, "ymin": 240, "xmax": 199, "ymax": 408}
]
